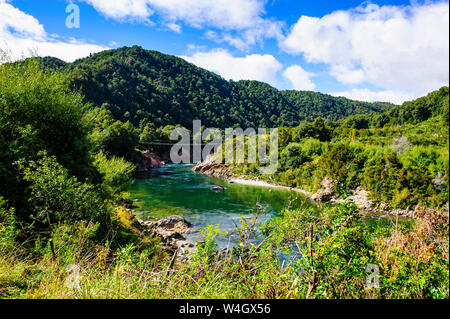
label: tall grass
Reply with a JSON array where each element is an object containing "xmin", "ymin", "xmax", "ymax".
[{"xmin": 1, "ymin": 203, "xmax": 448, "ymax": 299}]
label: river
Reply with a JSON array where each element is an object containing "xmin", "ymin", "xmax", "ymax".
[{"xmin": 128, "ymin": 164, "xmax": 316, "ymax": 248}]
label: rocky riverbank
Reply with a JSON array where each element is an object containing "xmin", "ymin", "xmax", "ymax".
[
  {"xmin": 193, "ymin": 160, "xmax": 449, "ymax": 219},
  {"xmin": 192, "ymin": 156, "xmax": 233, "ymax": 179},
  {"xmin": 134, "ymin": 150, "xmax": 168, "ymax": 176},
  {"xmin": 137, "ymin": 214, "xmax": 196, "ymax": 260},
  {"xmin": 193, "ymin": 157, "xmax": 310, "ymax": 196},
  {"xmin": 228, "ymin": 178, "xmax": 312, "ymax": 197}
]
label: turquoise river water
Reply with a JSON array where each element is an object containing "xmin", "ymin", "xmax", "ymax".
[{"xmin": 128, "ymin": 164, "xmax": 316, "ymax": 248}]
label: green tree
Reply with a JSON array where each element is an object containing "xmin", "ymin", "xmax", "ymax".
[
  {"xmin": 16, "ymin": 155, "xmax": 106, "ymax": 227},
  {"xmin": 280, "ymin": 143, "xmax": 310, "ymax": 170},
  {"xmin": 93, "ymin": 152, "xmax": 135, "ymax": 199},
  {"xmin": 293, "ymin": 117, "xmax": 333, "ymax": 142},
  {"xmin": 87, "ymin": 108, "xmax": 139, "ymax": 160},
  {"xmin": 0, "ymin": 59, "xmax": 95, "ymax": 220}
]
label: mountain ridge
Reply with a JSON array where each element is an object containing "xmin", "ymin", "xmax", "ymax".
[{"xmin": 36, "ymin": 46, "xmax": 394, "ymax": 128}]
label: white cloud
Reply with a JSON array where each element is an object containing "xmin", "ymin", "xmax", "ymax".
[
  {"xmin": 82, "ymin": 0, "xmax": 266, "ymax": 29},
  {"xmin": 166, "ymin": 23, "xmax": 182, "ymax": 33},
  {"xmin": 81, "ymin": 0, "xmax": 154, "ymax": 21},
  {"xmin": 1, "ymin": 38, "xmax": 108, "ymax": 63},
  {"xmin": 331, "ymin": 89, "xmax": 416, "ymax": 104},
  {"xmin": 204, "ymin": 31, "xmax": 249, "ymax": 51},
  {"xmin": 181, "ymin": 49, "xmax": 282, "ymax": 87},
  {"xmin": 283, "ymin": 65, "xmax": 315, "ymax": 91},
  {"xmin": 81, "ymin": 0, "xmax": 282, "ymax": 49},
  {"xmin": 203, "ymin": 17, "xmax": 284, "ymax": 51},
  {"xmin": 282, "ymin": 2, "xmax": 449, "ymax": 98},
  {"xmin": 0, "ymin": 0, "xmax": 45, "ymax": 39},
  {"xmin": 149, "ymin": 0, "xmax": 266, "ymax": 30},
  {"xmin": 330, "ymin": 64, "xmax": 364, "ymax": 85},
  {"xmin": 109, "ymin": 40, "xmax": 120, "ymax": 47},
  {"xmin": 0, "ymin": 0, "xmax": 107, "ymax": 62}
]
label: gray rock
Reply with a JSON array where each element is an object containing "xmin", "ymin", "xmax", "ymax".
[
  {"xmin": 138, "ymin": 215, "xmax": 196, "ymax": 260},
  {"xmin": 155, "ymin": 215, "xmax": 192, "ymax": 229},
  {"xmin": 311, "ymin": 177, "xmax": 334, "ymax": 202}
]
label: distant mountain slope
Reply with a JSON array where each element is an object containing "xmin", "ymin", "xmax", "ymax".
[
  {"xmin": 36, "ymin": 56, "xmax": 68, "ymax": 71},
  {"xmin": 385, "ymin": 86, "xmax": 449, "ymax": 125},
  {"xmin": 336, "ymin": 86, "xmax": 449, "ymax": 129},
  {"xmin": 281, "ymin": 90, "xmax": 393, "ymax": 122},
  {"xmin": 47, "ymin": 46, "xmax": 394, "ymax": 128}
]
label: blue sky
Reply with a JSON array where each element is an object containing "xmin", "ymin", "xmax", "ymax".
[{"xmin": 1, "ymin": 0, "xmax": 448, "ymax": 104}]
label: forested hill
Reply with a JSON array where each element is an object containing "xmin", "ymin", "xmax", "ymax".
[
  {"xmin": 336, "ymin": 86, "xmax": 449, "ymax": 129},
  {"xmin": 40, "ymin": 46, "xmax": 393, "ymax": 128}
]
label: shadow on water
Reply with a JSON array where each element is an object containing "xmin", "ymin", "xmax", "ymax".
[{"xmin": 128, "ymin": 164, "xmax": 316, "ymax": 248}]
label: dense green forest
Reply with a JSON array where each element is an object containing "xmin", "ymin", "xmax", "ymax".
[
  {"xmin": 0, "ymin": 53, "xmax": 448, "ymax": 299},
  {"xmin": 213, "ymin": 87, "xmax": 449, "ymax": 211},
  {"xmin": 37, "ymin": 46, "xmax": 392, "ymax": 129}
]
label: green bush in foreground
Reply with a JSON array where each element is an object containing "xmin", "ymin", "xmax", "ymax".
[
  {"xmin": 16, "ymin": 154, "xmax": 106, "ymax": 227},
  {"xmin": 1, "ymin": 202, "xmax": 447, "ymax": 299},
  {"xmin": 262, "ymin": 202, "xmax": 449, "ymax": 299},
  {"xmin": 93, "ymin": 152, "xmax": 135, "ymax": 200},
  {"xmin": 0, "ymin": 59, "xmax": 100, "ymax": 227}
]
